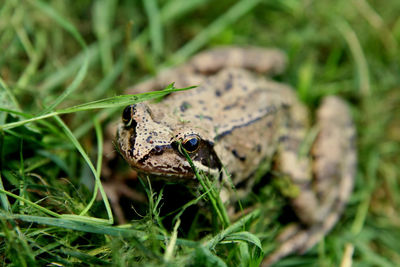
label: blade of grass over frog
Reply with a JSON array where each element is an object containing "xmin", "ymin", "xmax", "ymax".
[
  {"xmin": 53, "ymin": 116, "xmax": 113, "ymax": 224},
  {"xmin": 169, "ymin": 0, "xmax": 262, "ymax": 65},
  {"xmin": 0, "ymin": 85, "xmax": 195, "ymax": 131},
  {"xmin": 180, "ymin": 145, "xmax": 230, "ymax": 227},
  {"xmin": 206, "ymin": 209, "xmax": 260, "ymax": 250},
  {"xmin": 79, "ymin": 119, "xmax": 103, "ymax": 217},
  {"xmin": 31, "ymin": 0, "xmax": 89, "ymax": 114},
  {"xmin": 57, "ymin": 85, "xmax": 195, "ymax": 113},
  {"xmin": 143, "ymin": 0, "xmax": 163, "ymax": 57}
]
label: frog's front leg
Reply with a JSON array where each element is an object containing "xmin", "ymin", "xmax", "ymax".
[{"xmin": 263, "ymin": 96, "xmax": 356, "ymax": 266}]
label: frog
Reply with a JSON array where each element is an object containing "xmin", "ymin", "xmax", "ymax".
[{"xmin": 115, "ymin": 46, "xmax": 356, "ymax": 265}]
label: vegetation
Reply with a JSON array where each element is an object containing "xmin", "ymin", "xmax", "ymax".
[{"xmin": 1, "ymin": 0, "xmax": 399, "ymax": 266}]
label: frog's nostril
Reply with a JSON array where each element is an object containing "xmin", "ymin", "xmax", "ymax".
[{"xmin": 122, "ymin": 104, "xmax": 137, "ymax": 125}]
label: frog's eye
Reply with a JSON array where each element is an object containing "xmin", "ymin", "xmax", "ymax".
[
  {"xmin": 122, "ymin": 105, "xmax": 136, "ymax": 125},
  {"xmin": 182, "ymin": 135, "xmax": 200, "ymax": 153}
]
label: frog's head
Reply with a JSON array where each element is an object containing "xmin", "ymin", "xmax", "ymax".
[{"xmin": 117, "ymin": 103, "xmax": 221, "ymax": 182}]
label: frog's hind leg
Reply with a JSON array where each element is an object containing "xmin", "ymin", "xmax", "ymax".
[
  {"xmin": 187, "ymin": 46, "xmax": 287, "ymax": 75},
  {"xmin": 304, "ymin": 96, "xmax": 356, "ymax": 247},
  {"xmin": 263, "ymin": 96, "xmax": 356, "ymax": 266}
]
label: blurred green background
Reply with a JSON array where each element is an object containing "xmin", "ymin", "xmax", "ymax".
[{"xmin": 1, "ymin": 0, "xmax": 400, "ymax": 266}]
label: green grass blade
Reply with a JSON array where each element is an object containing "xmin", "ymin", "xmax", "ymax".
[
  {"xmin": 40, "ymin": 57, "xmax": 89, "ymax": 114},
  {"xmin": 0, "ymin": 85, "xmax": 195, "ymax": 131},
  {"xmin": 206, "ymin": 209, "xmax": 260, "ymax": 250},
  {"xmin": 161, "ymin": 0, "xmax": 211, "ymax": 22},
  {"xmin": 57, "ymin": 85, "xmax": 195, "ymax": 113},
  {"xmin": 180, "ymin": 146, "xmax": 230, "ymax": 227},
  {"xmin": 336, "ymin": 19, "xmax": 370, "ymax": 96},
  {"xmin": 0, "ymin": 173, "xmax": 11, "ymax": 211},
  {"xmin": 170, "ymin": 0, "xmax": 262, "ymax": 64},
  {"xmin": 31, "ymin": 0, "xmax": 89, "ymax": 114},
  {"xmin": 54, "ymin": 116, "xmax": 113, "ymax": 224},
  {"xmin": 93, "ymin": 0, "xmax": 117, "ymax": 74},
  {"xmin": 222, "ymin": 232, "xmax": 262, "ymax": 251},
  {"xmin": 40, "ymin": 33, "xmax": 121, "ymax": 92},
  {"xmin": 31, "ymin": 0, "xmax": 86, "ymax": 48},
  {"xmin": 143, "ymin": 0, "xmax": 163, "ymax": 58},
  {"xmin": 0, "ymin": 188, "xmax": 61, "ymax": 218},
  {"xmin": 3, "ymin": 213, "xmax": 141, "ymax": 236},
  {"xmin": 78, "ymin": 119, "xmax": 103, "ymax": 216}
]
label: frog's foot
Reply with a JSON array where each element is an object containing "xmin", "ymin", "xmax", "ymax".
[
  {"xmin": 263, "ymin": 96, "xmax": 356, "ymax": 266},
  {"xmin": 188, "ymin": 46, "xmax": 287, "ymax": 75}
]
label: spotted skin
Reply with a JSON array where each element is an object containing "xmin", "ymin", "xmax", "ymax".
[{"xmin": 115, "ymin": 46, "xmax": 356, "ymax": 266}]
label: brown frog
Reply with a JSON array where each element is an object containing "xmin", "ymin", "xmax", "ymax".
[{"xmin": 116, "ymin": 47, "xmax": 356, "ymax": 265}]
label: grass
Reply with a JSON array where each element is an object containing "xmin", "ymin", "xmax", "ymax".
[{"xmin": 1, "ymin": 0, "xmax": 400, "ymax": 266}]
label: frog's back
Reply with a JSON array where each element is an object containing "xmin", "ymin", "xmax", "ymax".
[
  {"xmin": 153, "ymin": 68, "xmax": 297, "ymax": 182},
  {"xmin": 161, "ymin": 68, "xmax": 294, "ymax": 133}
]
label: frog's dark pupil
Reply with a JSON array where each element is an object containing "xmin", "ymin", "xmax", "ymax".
[
  {"xmin": 183, "ymin": 137, "xmax": 199, "ymax": 152},
  {"xmin": 122, "ymin": 105, "xmax": 135, "ymax": 124}
]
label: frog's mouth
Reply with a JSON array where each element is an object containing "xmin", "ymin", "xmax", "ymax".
[
  {"xmin": 117, "ymin": 129, "xmax": 222, "ymax": 182},
  {"xmin": 129, "ymin": 142, "xmax": 222, "ymax": 182},
  {"xmin": 117, "ymin": 119, "xmax": 222, "ymax": 182}
]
